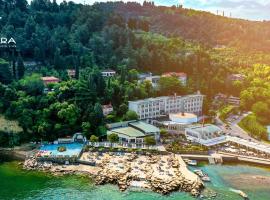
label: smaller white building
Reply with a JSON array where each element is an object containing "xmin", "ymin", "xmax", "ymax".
[
  {"xmin": 102, "ymin": 69, "xmax": 116, "ymax": 77},
  {"xmin": 185, "ymin": 124, "xmax": 226, "ymax": 146},
  {"xmin": 67, "ymin": 69, "xmax": 76, "ymax": 78},
  {"xmin": 107, "ymin": 120, "xmax": 160, "ymax": 144},
  {"xmin": 102, "ymin": 104, "xmax": 114, "ymax": 116},
  {"xmin": 227, "ymin": 96, "xmax": 240, "ymax": 106},
  {"xmin": 152, "ymin": 113, "xmax": 198, "ymax": 134},
  {"xmin": 138, "ymin": 73, "xmax": 160, "ymax": 87},
  {"xmin": 144, "ymin": 75, "xmax": 160, "ymax": 87},
  {"xmin": 227, "ymin": 74, "xmax": 245, "ymax": 82}
]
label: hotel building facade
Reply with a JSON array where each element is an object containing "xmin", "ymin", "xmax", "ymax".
[{"xmin": 128, "ymin": 93, "xmax": 204, "ymax": 120}]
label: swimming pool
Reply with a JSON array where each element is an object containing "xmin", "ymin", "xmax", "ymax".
[{"xmin": 39, "ymin": 143, "xmax": 84, "ymax": 157}]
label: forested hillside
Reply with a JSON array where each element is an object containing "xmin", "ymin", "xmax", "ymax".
[
  {"xmin": 113, "ymin": 1, "xmax": 270, "ymax": 52},
  {"xmin": 1, "ymin": 0, "xmax": 270, "ymax": 145}
]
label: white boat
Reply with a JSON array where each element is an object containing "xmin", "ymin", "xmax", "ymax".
[
  {"xmin": 230, "ymin": 188, "xmax": 249, "ymax": 199},
  {"xmin": 187, "ymin": 160, "xmax": 197, "ymax": 166},
  {"xmin": 201, "ymin": 176, "xmax": 211, "ymax": 182},
  {"xmin": 194, "ymin": 169, "xmax": 204, "ymax": 177}
]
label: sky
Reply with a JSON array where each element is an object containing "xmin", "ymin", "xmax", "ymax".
[{"xmin": 31, "ymin": 0, "xmax": 270, "ymax": 21}]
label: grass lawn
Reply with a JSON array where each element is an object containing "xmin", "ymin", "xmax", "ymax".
[
  {"xmin": 0, "ymin": 115, "xmax": 23, "ymax": 133},
  {"xmin": 238, "ymin": 114, "xmax": 269, "ymax": 142}
]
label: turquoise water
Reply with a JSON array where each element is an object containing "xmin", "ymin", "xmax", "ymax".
[
  {"xmin": 39, "ymin": 143, "xmax": 83, "ymax": 156},
  {"xmin": 0, "ymin": 161, "xmax": 270, "ymax": 200}
]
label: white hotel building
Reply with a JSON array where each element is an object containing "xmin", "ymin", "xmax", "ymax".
[{"xmin": 128, "ymin": 93, "xmax": 204, "ymax": 120}]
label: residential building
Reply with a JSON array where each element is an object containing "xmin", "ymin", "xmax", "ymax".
[
  {"xmin": 145, "ymin": 75, "xmax": 161, "ymax": 87},
  {"xmin": 227, "ymin": 96, "xmax": 240, "ymax": 106},
  {"xmin": 41, "ymin": 76, "xmax": 60, "ymax": 85},
  {"xmin": 162, "ymin": 72, "xmax": 187, "ymax": 86},
  {"xmin": 23, "ymin": 61, "xmax": 42, "ymax": 68},
  {"xmin": 102, "ymin": 104, "xmax": 114, "ymax": 116},
  {"xmin": 138, "ymin": 73, "xmax": 152, "ymax": 80},
  {"xmin": 67, "ymin": 69, "xmax": 76, "ymax": 78},
  {"xmin": 227, "ymin": 74, "xmax": 245, "ymax": 82},
  {"xmin": 185, "ymin": 124, "xmax": 226, "ymax": 146},
  {"xmin": 107, "ymin": 120, "xmax": 160, "ymax": 144},
  {"xmin": 138, "ymin": 73, "xmax": 160, "ymax": 87},
  {"xmin": 128, "ymin": 93, "xmax": 204, "ymax": 120},
  {"xmin": 213, "ymin": 93, "xmax": 240, "ymax": 106},
  {"xmin": 214, "ymin": 93, "xmax": 227, "ymax": 101},
  {"xmin": 101, "ymin": 69, "xmax": 116, "ymax": 77}
]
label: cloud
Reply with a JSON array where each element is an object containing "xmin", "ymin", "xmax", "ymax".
[{"xmin": 27, "ymin": 0, "xmax": 270, "ymax": 21}]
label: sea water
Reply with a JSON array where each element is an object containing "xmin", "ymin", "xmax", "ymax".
[{"xmin": 0, "ymin": 161, "xmax": 270, "ymax": 200}]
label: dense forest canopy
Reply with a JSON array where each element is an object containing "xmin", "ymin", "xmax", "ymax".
[{"xmin": 1, "ymin": 0, "xmax": 270, "ymax": 145}]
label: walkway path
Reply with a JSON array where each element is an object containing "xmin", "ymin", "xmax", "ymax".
[
  {"xmin": 181, "ymin": 152, "xmax": 270, "ymax": 166},
  {"xmin": 215, "ymin": 112, "xmax": 269, "ymax": 144}
]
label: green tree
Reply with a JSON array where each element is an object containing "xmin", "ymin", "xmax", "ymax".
[
  {"xmin": 15, "ymin": 0, "xmax": 28, "ymax": 11},
  {"xmin": 127, "ymin": 69, "xmax": 139, "ymax": 82},
  {"xmin": 118, "ymin": 103, "xmax": 128, "ymax": 116},
  {"xmin": 82, "ymin": 122, "xmax": 91, "ymax": 136},
  {"xmin": 158, "ymin": 76, "xmax": 185, "ymax": 96},
  {"xmin": 251, "ymin": 102, "xmax": 269, "ymax": 124},
  {"xmin": 160, "ymin": 129, "xmax": 169, "ymax": 137},
  {"xmin": 90, "ymin": 135, "xmax": 99, "ymax": 142},
  {"xmin": 93, "ymin": 103, "xmax": 104, "ymax": 126},
  {"xmin": 144, "ymin": 136, "xmax": 156, "ymax": 145},
  {"xmin": 123, "ymin": 110, "xmax": 138, "ymax": 121},
  {"xmin": 0, "ymin": 59, "xmax": 12, "ymax": 84},
  {"xmin": 56, "ymin": 102, "xmax": 79, "ymax": 126},
  {"xmin": 107, "ymin": 133, "xmax": 119, "ymax": 143},
  {"xmin": 128, "ymin": 18, "xmax": 137, "ymax": 29},
  {"xmin": 17, "ymin": 53, "xmax": 25, "ymax": 79},
  {"xmin": 19, "ymin": 74, "xmax": 44, "ymax": 95},
  {"xmin": 54, "ymin": 48, "xmax": 64, "ymax": 70}
]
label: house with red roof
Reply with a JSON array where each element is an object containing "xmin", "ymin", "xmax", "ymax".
[{"xmin": 41, "ymin": 76, "xmax": 60, "ymax": 85}]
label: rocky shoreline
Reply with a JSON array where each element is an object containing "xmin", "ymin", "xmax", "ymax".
[
  {"xmin": 24, "ymin": 153, "xmax": 204, "ymax": 196},
  {"xmin": 0, "ymin": 149, "xmax": 29, "ymax": 161}
]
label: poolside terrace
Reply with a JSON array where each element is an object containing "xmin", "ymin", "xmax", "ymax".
[{"xmin": 36, "ymin": 143, "xmax": 84, "ymax": 163}]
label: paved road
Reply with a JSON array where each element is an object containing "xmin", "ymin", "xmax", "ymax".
[{"xmin": 215, "ymin": 112, "xmax": 262, "ymax": 143}]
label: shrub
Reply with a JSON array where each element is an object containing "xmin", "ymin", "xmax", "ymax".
[
  {"xmin": 107, "ymin": 133, "xmax": 119, "ymax": 143},
  {"xmin": 118, "ymin": 147, "xmax": 124, "ymax": 152},
  {"xmin": 239, "ymin": 114, "xmax": 267, "ymax": 140},
  {"xmin": 144, "ymin": 136, "xmax": 156, "ymax": 145},
  {"xmin": 109, "ymin": 147, "xmax": 114, "ymax": 152},
  {"xmin": 219, "ymin": 105, "xmax": 234, "ymax": 122},
  {"xmin": 90, "ymin": 135, "xmax": 99, "ymax": 143},
  {"xmin": 98, "ymin": 147, "xmax": 105, "ymax": 152}
]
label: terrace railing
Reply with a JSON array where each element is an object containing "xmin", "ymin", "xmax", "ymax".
[{"xmin": 88, "ymin": 142, "xmax": 157, "ymax": 150}]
